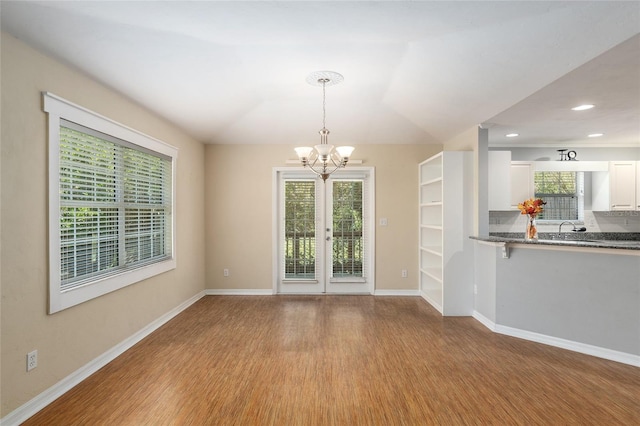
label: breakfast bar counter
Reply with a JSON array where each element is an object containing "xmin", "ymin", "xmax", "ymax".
[
  {"xmin": 471, "ymin": 234, "xmax": 640, "ymax": 251},
  {"xmin": 469, "ymin": 235, "xmax": 640, "ymax": 366}
]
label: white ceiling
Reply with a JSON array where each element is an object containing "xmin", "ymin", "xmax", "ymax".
[
  {"xmin": 486, "ymin": 33, "xmax": 640, "ymax": 148},
  {"xmin": 2, "ymin": 1, "xmax": 639, "ymax": 147}
]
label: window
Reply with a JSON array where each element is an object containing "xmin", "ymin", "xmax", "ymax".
[
  {"xmin": 534, "ymin": 171, "xmax": 584, "ymax": 221},
  {"xmin": 283, "ymin": 180, "xmax": 316, "ymax": 279},
  {"xmin": 282, "ymin": 179, "xmax": 365, "ymax": 280},
  {"xmin": 44, "ymin": 93, "xmax": 177, "ymax": 313},
  {"xmin": 331, "ymin": 180, "xmax": 364, "ymax": 278}
]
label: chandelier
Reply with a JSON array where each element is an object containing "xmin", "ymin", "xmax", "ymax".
[{"xmin": 294, "ymin": 71, "xmax": 354, "ymax": 181}]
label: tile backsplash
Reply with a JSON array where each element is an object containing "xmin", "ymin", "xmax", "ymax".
[{"xmin": 489, "ymin": 210, "xmax": 640, "ymax": 234}]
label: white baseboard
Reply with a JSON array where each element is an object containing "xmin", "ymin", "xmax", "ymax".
[
  {"xmin": 472, "ymin": 310, "xmax": 639, "ymax": 367},
  {"xmin": 494, "ymin": 324, "xmax": 640, "ymax": 367},
  {"xmin": 419, "ymin": 291, "xmax": 443, "ymax": 314},
  {"xmin": 205, "ymin": 289, "xmax": 421, "ymax": 296},
  {"xmin": 1, "ymin": 291, "xmax": 206, "ymax": 426},
  {"xmin": 472, "ymin": 310, "xmax": 496, "ymax": 331},
  {"xmin": 374, "ymin": 289, "xmax": 420, "ymax": 296},
  {"xmin": 205, "ymin": 289, "xmax": 275, "ymax": 295}
]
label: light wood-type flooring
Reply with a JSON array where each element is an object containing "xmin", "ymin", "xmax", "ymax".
[{"xmin": 23, "ymin": 296, "xmax": 640, "ymax": 425}]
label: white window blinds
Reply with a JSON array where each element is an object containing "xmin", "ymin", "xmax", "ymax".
[
  {"xmin": 332, "ymin": 180, "xmax": 365, "ymax": 278},
  {"xmin": 283, "ymin": 180, "xmax": 317, "ymax": 279},
  {"xmin": 59, "ymin": 121, "xmax": 172, "ymax": 290},
  {"xmin": 534, "ymin": 171, "xmax": 584, "ymax": 221}
]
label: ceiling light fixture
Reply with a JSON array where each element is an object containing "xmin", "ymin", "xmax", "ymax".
[
  {"xmin": 588, "ymin": 133, "xmax": 604, "ymax": 138},
  {"xmin": 294, "ymin": 71, "xmax": 354, "ymax": 181},
  {"xmin": 505, "ymin": 133, "xmax": 519, "ymax": 138},
  {"xmin": 571, "ymin": 104, "xmax": 595, "ymax": 111}
]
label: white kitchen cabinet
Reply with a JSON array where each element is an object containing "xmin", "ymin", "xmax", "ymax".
[
  {"xmin": 510, "ymin": 161, "xmax": 534, "ymax": 209},
  {"xmin": 418, "ymin": 151, "xmax": 473, "ymax": 316},
  {"xmin": 488, "ymin": 151, "xmax": 511, "ymax": 210},
  {"xmin": 636, "ymin": 161, "xmax": 640, "ymax": 210},
  {"xmin": 591, "ymin": 171, "xmax": 610, "ymax": 211},
  {"xmin": 609, "ymin": 161, "xmax": 636, "ymax": 210}
]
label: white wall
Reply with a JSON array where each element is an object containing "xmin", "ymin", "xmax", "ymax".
[
  {"xmin": 496, "ymin": 245, "xmax": 640, "ymax": 357},
  {"xmin": 473, "ymin": 242, "xmax": 640, "ymax": 364},
  {"xmin": 443, "ymin": 126, "xmax": 485, "ymax": 235}
]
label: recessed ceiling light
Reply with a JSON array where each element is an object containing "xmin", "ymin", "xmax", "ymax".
[
  {"xmin": 571, "ymin": 104, "xmax": 595, "ymax": 111},
  {"xmin": 505, "ymin": 133, "xmax": 519, "ymax": 137},
  {"xmin": 588, "ymin": 133, "xmax": 604, "ymax": 138}
]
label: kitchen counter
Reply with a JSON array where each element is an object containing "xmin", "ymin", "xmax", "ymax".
[{"xmin": 471, "ymin": 235, "xmax": 640, "ymax": 250}]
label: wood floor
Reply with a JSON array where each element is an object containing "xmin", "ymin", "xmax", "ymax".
[{"xmin": 23, "ymin": 296, "xmax": 640, "ymax": 425}]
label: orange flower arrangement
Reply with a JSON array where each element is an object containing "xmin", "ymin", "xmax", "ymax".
[
  {"xmin": 517, "ymin": 198, "xmax": 546, "ymax": 216},
  {"xmin": 517, "ymin": 198, "xmax": 545, "ymax": 240}
]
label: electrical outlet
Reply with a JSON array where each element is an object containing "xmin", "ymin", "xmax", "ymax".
[
  {"xmin": 223, "ymin": 268, "xmax": 229, "ymax": 277},
  {"xmin": 401, "ymin": 269, "xmax": 408, "ymax": 278},
  {"xmin": 27, "ymin": 350, "xmax": 37, "ymax": 372}
]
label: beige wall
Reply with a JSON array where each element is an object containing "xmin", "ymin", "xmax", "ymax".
[
  {"xmin": 205, "ymin": 143, "xmax": 440, "ymax": 291},
  {"xmin": 1, "ymin": 33, "xmax": 206, "ymax": 416}
]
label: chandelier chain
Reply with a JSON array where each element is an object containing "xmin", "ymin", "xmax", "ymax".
[{"xmin": 322, "ymin": 80, "xmax": 326, "ymax": 130}]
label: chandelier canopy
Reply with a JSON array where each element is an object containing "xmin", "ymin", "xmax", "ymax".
[{"xmin": 294, "ymin": 71, "xmax": 354, "ymax": 181}]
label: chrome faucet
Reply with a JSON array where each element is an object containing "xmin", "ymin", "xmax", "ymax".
[
  {"xmin": 558, "ymin": 221, "xmax": 574, "ymax": 234},
  {"xmin": 557, "ymin": 221, "xmax": 587, "ymax": 239}
]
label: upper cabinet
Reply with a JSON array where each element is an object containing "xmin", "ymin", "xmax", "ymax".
[
  {"xmin": 637, "ymin": 163, "xmax": 640, "ymax": 211},
  {"xmin": 583, "ymin": 161, "xmax": 639, "ymax": 211},
  {"xmin": 488, "ymin": 152, "xmax": 534, "ymax": 210},
  {"xmin": 488, "ymin": 151, "xmax": 511, "ymax": 210},
  {"xmin": 609, "ymin": 161, "xmax": 637, "ymax": 211},
  {"xmin": 510, "ymin": 161, "xmax": 534, "ymax": 209},
  {"xmin": 532, "ymin": 161, "xmax": 609, "ymax": 172}
]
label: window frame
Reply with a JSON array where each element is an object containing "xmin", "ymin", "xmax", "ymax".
[
  {"xmin": 534, "ymin": 170, "xmax": 584, "ymax": 224},
  {"xmin": 44, "ymin": 92, "xmax": 177, "ymax": 313}
]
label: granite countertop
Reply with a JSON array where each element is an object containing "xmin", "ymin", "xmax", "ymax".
[{"xmin": 471, "ymin": 233, "xmax": 640, "ymax": 251}]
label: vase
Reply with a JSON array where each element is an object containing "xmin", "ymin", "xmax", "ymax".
[{"xmin": 525, "ymin": 215, "xmax": 538, "ymax": 241}]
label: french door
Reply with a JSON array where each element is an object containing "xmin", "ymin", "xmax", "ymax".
[{"xmin": 274, "ymin": 169, "xmax": 374, "ymax": 294}]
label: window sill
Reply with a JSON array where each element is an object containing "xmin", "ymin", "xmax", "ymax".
[{"xmin": 50, "ymin": 258, "xmax": 175, "ymax": 314}]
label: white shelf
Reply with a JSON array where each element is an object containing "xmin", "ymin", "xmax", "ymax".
[
  {"xmin": 420, "ymin": 246, "xmax": 443, "ymax": 256},
  {"xmin": 419, "ymin": 152, "xmax": 443, "ymax": 183},
  {"xmin": 420, "ymin": 224, "xmax": 442, "ymax": 230},
  {"xmin": 421, "ymin": 267, "xmax": 443, "ymax": 282},
  {"xmin": 420, "ymin": 177, "xmax": 443, "ymax": 186},
  {"xmin": 418, "ymin": 151, "xmax": 473, "ymax": 316}
]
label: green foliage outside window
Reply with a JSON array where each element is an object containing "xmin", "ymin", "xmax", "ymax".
[{"xmin": 534, "ymin": 171, "xmax": 579, "ymax": 221}]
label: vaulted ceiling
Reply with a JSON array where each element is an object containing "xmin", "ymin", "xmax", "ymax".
[{"xmin": 2, "ymin": 1, "xmax": 639, "ymax": 147}]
